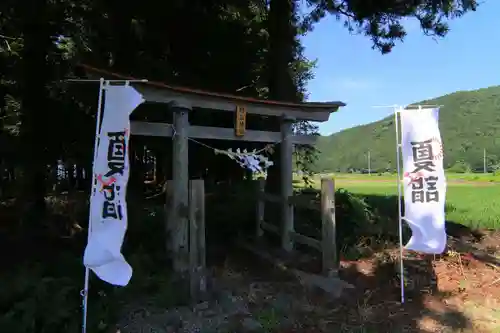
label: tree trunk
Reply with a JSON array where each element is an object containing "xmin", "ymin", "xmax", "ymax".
[
  {"xmin": 265, "ymin": 0, "xmax": 297, "ymax": 222},
  {"xmin": 19, "ymin": 0, "xmax": 52, "ymax": 225}
]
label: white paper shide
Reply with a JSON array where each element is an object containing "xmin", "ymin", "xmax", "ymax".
[
  {"xmin": 83, "ymin": 84, "xmax": 144, "ymax": 286},
  {"xmin": 400, "ymin": 108, "xmax": 447, "ymax": 254}
]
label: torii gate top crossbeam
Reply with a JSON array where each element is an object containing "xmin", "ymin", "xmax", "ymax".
[{"xmin": 80, "ymin": 64, "xmax": 346, "ymax": 123}]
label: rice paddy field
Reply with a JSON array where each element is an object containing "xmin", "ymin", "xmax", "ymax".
[{"xmin": 308, "ymin": 172, "xmax": 500, "ymax": 230}]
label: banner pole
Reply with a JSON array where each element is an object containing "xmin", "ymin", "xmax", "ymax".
[
  {"xmin": 394, "ymin": 105, "xmax": 405, "ymax": 304},
  {"xmin": 81, "ymin": 77, "xmax": 106, "ymax": 333}
]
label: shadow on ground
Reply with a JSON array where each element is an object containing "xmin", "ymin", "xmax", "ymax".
[
  {"xmin": 209, "ymin": 244, "xmax": 474, "ymax": 333},
  {"xmin": 331, "ymin": 255, "xmax": 472, "ymax": 332}
]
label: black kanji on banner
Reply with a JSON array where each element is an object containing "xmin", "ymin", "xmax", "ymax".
[
  {"xmin": 424, "ymin": 176, "xmax": 439, "ymax": 202},
  {"xmin": 411, "ymin": 139, "xmax": 436, "ymax": 173},
  {"xmin": 105, "ymin": 131, "xmax": 126, "ymax": 177},
  {"xmin": 100, "ymin": 130, "xmax": 127, "ymax": 220},
  {"xmin": 102, "ymin": 183, "xmax": 124, "ymax": 219},
  {"xmin": 410, "ymin": 176, "xmax": 440, "ymax": 203}
]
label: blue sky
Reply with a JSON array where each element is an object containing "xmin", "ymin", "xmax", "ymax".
[{"xmin": 301, "ymin": 0, "xmax": 500, "ymax": 135}]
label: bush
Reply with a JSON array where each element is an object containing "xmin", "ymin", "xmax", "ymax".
[
  {"xmin": 0, "ymin": 198, "xmax": 180, "ymax": 333},
  {"xmin": 293, "ymin": 187, "xmax": 408, "ymax": 260},
  {"xmin": 447, "ymin": 161, "xmax": 471, "ymax": 173}
]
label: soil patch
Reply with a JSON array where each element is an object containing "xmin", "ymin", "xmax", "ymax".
[{"xmin": 116, "ymin": 234, "xmax": 500, "ymax": 333}]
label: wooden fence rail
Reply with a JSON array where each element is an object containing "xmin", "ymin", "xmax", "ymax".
[
  {"xmin": 255, "ymin": 177, "xmax": 338, "ymax": 277},
  {"xmin": 164, "ymin": 177, "xmax": 337, "ymax": 301}
]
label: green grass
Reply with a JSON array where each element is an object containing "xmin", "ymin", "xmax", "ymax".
[
  {"xmin": 313, "ymin": 172, "xmax": 500, "ymax": 183},
  {"xmin": 296, "ymin": 173, "xmax": 500, "ymax": 230},
  {"xmin": 339, "ymin": 183, "xmax": 500, "ymax": 229}
]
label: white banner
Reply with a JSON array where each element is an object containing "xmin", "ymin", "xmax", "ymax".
[
  {"xmin": 400, "ymin": 107, "xmax": 447, "ymax": 254},
  {"xmin": 83, "ymin": 84, "xmax": 144, "ymax": 286}
]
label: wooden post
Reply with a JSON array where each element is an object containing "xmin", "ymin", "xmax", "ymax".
[
  {"xmin": 196, "ymin": 180, "xmax": 206, "ymax": 297},
  {"xmin": 280, "ymin": 116, "xmax": 295, "ymax": 252},
  {"xmin": 255, "ymin": 178, "xmax": 265, "ymax": 239},
  {"xmin": 171, "ymin": 106, "xmax": 190, "ymax": 273},
  {"xmin": 321, "ymin": 178, "xmax": 338, "ymax": 277},
  {"xmin": 189, "ymin": 179, "xmax": 206, "ymax": 301},
  {"xmin": 165, "ymin": 180, "xmax": 173, "ymax": 254}
]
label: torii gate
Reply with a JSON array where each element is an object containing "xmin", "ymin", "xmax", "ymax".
[{"xmin": 81, "ymin": 64, "xmax": 345, "ymax": 279}]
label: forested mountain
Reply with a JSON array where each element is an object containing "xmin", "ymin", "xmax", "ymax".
[{"xmin": 315, "ymin": 86, "xmax": 500, "ymax": 172}]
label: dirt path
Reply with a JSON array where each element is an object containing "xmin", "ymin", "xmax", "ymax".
[
  {"xmin": 336, "ymin": 250, "xmax": 500, "ymax": 333},
  {"xmin": 116, "ymin": 234, "xmax": 500, "ymax": 333}
]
